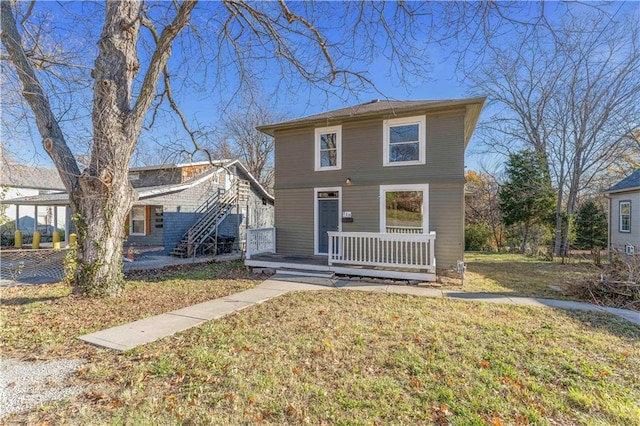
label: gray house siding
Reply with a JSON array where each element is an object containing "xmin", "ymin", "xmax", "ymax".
[
  {"xmin": 125, "ymin": 205, "xmax": 164, "ymax": 246},
  {"xmin": 163, "ymin": 212, "xmax": 203, "ymax": 248},
  {"xmin": 341, "ymin": 185, "xmax": 380, "ymax": 233},
  {"xmin": 130, "ymin": 168, "xmax": 182, "ymax": 188},
  {"xmin": 609, "ymin": 191, "xmax": 640, "ymax": 252},
  {"xmin": 274, "ymin": 111, "xmax": 466, "ymax": 191},
  {"xmin": 274, "ymin": 188, "xmax": 314, "ymax": 255},
  {"xmin": 274, "ymin": 183, "xmax": 464, "ymax": 268},
  {"xmin": 429, "ymin": 184, "xmax": 464, "ymax": 269},
  {"xmin": 125, "ymin": 180, "xmax": 219, "ymax": 248},
  {"xmin": 272, "ymin": 110, "xmax": 466, "ymax": 269}
]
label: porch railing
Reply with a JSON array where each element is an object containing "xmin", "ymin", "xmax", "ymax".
[
  {"xmin": 385, "ymin": 226, "xmax": 423, "ymax": 234},
  {"xmin": 246, "ymin": 227, "xmax": 276, "ymax": 259},
  {"xmin": 327, "ymin": 231, "xmax": 436, "ymax": 272}
]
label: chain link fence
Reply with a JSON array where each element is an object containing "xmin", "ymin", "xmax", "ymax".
[{"xmin": 0, "ymin": 248, "xmax": 69, "ymax": 285}]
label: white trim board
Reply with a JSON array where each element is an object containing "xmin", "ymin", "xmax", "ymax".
[{"xmin": 313, "ymin": 186, "xmax": 342, "ymax": 255}]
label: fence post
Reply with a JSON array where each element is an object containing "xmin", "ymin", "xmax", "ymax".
[{"xmin": 271, "ymin": 228, "xmax": 276, "ymax": 253}]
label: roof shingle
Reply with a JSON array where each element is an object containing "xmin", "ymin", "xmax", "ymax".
[
  {"xmin": 606, "ymin": 169, "xmax": 640, "ymax": 193},
  {"xmin": 1, "ymin": 163, "xmax": 65, "ymax": 190},
  {"xmin": 257, "ymin": 97, "xmax": 486, "ymax": 136}
]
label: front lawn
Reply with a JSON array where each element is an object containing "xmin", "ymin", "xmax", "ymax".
[
  {"xmin": 2, "ymin": 259, "xmax": 639, "ymax": 425},
  {"xmin": 462, "ymin": 252, "xmax": 596, "ymax": 298},
  {"xmin": 0, "ymin": 260, "xmax": 260, "ymax": 359}
]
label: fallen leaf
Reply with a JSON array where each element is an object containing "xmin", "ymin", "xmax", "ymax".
[{"xmin": 410, "ymin": 377, "xmax": 421, "ymax": 389}]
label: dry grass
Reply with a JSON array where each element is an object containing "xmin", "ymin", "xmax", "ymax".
[
  {"xmin": 0, "ymin": 260, "xmax": 260, "ymax": 359},
  {"xmin": 2, "ymin": 258, "xmax": 639, "ymax": 425},
  {"xmin": 461, "ymin": 252, "xmax": 596, "ymax": 298},
  {"xmin": 6, "ymin": 291, "xmax": 640, "ymax": 425}
]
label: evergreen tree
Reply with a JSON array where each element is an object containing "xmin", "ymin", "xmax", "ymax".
[
  {"xmin": 574, "ymin": 200, "xmax": 607, "ymax": 264},
  {"xmin": 499, "ymin": 151, "xmax": 556, "ymax": 253}
]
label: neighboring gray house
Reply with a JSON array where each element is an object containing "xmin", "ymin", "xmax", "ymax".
[
  {"xmin": 245, "ymin": 97, "xmax": 485, "ymax": 281},
  {"xmin": 1, "ymin": 162, "xmax": 66, "ymax": 237},
  {"xmin": 7, "ymin": 160, "xmax": 274, "ymax": 255},
  {"xmin": 605, "ymin": 169, "xmax": 640, "ymax": 256}
]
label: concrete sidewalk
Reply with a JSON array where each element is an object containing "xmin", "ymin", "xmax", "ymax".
[{"xmin": 79, "ymin": 274, "xmax": 639, "ymax": 351}]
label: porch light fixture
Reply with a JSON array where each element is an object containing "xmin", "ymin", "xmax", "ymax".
[{"xmin": 345, "ymin": 177, "xmax": 352, "ymax": 185}]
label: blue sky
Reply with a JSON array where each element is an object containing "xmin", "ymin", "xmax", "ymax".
[{"xmin": 2, "ymin": 1, "xmax": 637, "ymax": 172}]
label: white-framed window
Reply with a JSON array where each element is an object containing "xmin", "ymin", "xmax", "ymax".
[
  {"xmin": 383, "ymin": 115, "xmax": 426, "ymax": 166},
  {"xmin": 379, "ymin": 184, "xmax": 429, "ymax": 234},
  {"xmin": 620, "ymin": 201, "xmax": 631, "ymax": 232},
  {"xmin": 130, "ymin": 206, "xmax": 146, "ymax": 236},
  {"xmin": 314, "ymin": 125, "xmax": 342, "ymax": 171}
]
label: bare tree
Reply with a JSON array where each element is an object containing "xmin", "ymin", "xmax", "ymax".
[
  {"xmin": 0, "ymin": 1, "xmax": 431, "ymax": 296},
  {"xmin": 1, "ymin": 1, "xmax": 570, "ymax": 296},
  {"xmin": 472, "ymin": 10, "xmax": 640, "ymax": 256},
  {"xmin": 2, "ymin": 0, "xmax": 199, "ymax": 296},
  {"xmin": 219, "ymin": 101, "xmax": 282, "ymax": 189},
  {"xmin": 465, "ymin": 170, "xmax": 505, "ymax": 251}
]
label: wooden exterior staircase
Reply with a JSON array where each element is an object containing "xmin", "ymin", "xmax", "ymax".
[{"xmin": 170, "ymin": 180, "xmax": 247, "ymax": 258}]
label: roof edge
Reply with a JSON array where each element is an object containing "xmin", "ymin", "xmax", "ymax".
[{"xmin": 257, "ymin": 97, "xmax": 487, "ymax": 136}]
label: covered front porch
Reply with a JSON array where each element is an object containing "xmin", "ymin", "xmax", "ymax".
[{"xmin": 245, "ymin": 228, "xmax": 436, "ymax": 281}]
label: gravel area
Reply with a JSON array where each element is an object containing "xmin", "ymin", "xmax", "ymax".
[{"xmin": 1, "ymin": 357, "xmax": 86, "ymax": 419}]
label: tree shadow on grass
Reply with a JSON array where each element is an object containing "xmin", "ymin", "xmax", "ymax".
[
  {"xmin": 124, "ymin": 261, "xmax": 262, "ymax": 284},
  {"xmin": 1, "ymin": 295, "xmax": 67, "ymax": 306},
  {"xmin": 464, "ymin": 259, "xmax": 594, "ymax": 299},
  {"xmin": 556, "ymin": 308, "xmax": 640, "ymax": 340}
]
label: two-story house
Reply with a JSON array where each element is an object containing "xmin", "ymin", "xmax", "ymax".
[{"xmin": 245, "ymin": 97, "xmax": 485, "ymax": 281}]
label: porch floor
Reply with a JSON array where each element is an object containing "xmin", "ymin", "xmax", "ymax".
[{"xmin": 245, "ymin": 253, "xmax": 436, "ymax": 282}]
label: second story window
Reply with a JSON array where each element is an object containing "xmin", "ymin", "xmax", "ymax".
[
  {"xmin": 383, "ymin": 115, "xmax": 426, "ymax": 166},
  {"xmin": 620, "ymin": 201, "xmax": 631, "ymax": 232},
  {"xmin": 315, "ymin": 125, "xmax": 342, "ymax": 171}
]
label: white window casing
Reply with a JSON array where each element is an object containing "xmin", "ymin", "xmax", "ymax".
[
  {"xmin": 619, "ymin": 201, "xmax": 631, "ymax": 233},
  {"xmin": 379, "ymin": 184, "xmax": 429, "ymax": 234},
  {"xmin": 314, "ymin": 125, "xmax": 342, "ymax": 171},
  {"xmin": 383, "ymin": 115, "xmax": 426, "ymax": 167},
  {"xmin": 130, "ymin": 205, "xmax": 146, "ymax": 236}
]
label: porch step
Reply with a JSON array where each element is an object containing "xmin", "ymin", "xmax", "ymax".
[{"xmin": 276, "ymin": 268, "xmax": 335, "ymax": 279}]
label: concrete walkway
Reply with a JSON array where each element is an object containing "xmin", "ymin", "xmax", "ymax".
[{"xmin": 79, "ymin": 274, "xmax": 640, "ymax": 351}]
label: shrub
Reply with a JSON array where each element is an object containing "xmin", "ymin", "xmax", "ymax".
[{"xmin": 465, "ymin": 223, "xmax": 492, "ymax": 251}]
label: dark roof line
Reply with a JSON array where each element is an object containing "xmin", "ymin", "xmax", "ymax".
[
  {"xmin": 605, "ymin": 169, "xmax": 640, "ymax": 193},
  {"xmin": 257, "ymin": 97, "xmax": 486, "ymax": 136},
  {"xmin": 1, "ymin": 163, "xmax": 65, "ymax": 190}
]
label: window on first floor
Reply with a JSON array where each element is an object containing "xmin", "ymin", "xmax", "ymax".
[
  {"xmin": 315, "ymin": 125, "xmax": 342, "ymax": 171},
  {"xmin": 620, "ymin": 201, "xmax": 631, "ymax": 232},
  {"xmin": 380, "ymin": 184, "xmax": 428, "ymax": 234},
  {"xmin": 130, "ymin": 206, "xmax": 146, "ymax": 236},
  {"xmin": 383, "ymin": 115, "xmax": 426, "ymax": 166}
]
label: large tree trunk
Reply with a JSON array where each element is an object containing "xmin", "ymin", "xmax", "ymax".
[
  {"xmin": 68, "ymin": 1, "xmax": 142, "ymax": 295},
  {"xmin": 2, "ymin": 0, "xmax": 196, "ymax": 296}
]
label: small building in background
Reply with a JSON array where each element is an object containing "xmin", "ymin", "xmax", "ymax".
[
  {"xmin": 1, "ymin": 162, "xmax": 67, "ymax": 240},
  {"xmin": 5, "ymin": 159, "xmax": 274, "ymax": 255}
]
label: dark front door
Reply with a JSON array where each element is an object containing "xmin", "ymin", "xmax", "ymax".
[{"xmin": 318, "ymin": 199, "xmax": 339, "ymax": 254}]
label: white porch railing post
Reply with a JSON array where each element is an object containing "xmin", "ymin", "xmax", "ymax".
[
  {"xmin": 246, "ymin": 227, "xmax": 276, "ymax": 259},
  {"xmin": 328, "ymin": 232, "xmax": 334, "ymax": 266}
]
